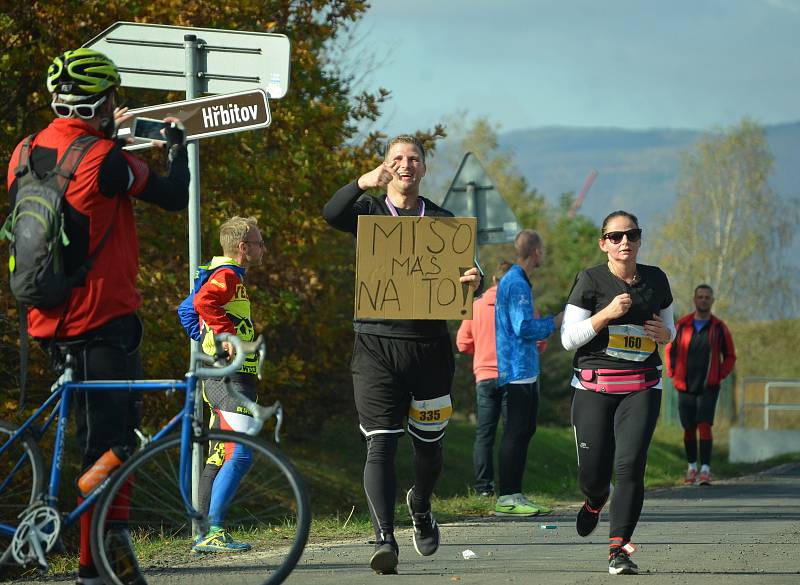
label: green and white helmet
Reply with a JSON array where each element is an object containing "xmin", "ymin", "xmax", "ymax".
[{"xmin": 47, "ymin": 48, "xmax": 121, "ymax": 103}]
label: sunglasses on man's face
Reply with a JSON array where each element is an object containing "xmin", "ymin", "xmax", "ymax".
[
  {"xmin": 601, "ymin": 228, "xmax": 642, "ymax": 244},
  {"xmin": 51, "ymin": 95, "xmax": 107, "ymax": 120}
]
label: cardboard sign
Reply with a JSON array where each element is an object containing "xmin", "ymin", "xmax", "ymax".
[{"xmin": 355, "ymin": 216, "xmax": 477, "ymax": 320}]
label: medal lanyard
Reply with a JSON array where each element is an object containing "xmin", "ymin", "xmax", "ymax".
[{"xmin": 385, "ymin": 196, "xmax": 425, "ymax": 217}]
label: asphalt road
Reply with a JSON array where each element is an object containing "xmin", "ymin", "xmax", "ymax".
[
  {"xmin": 17, "ymin": 462, "xmax": 800, "ymax": 584},
  {"xmin": 292, "ymin": 462, "xmax": 800, "ymax": 585}
]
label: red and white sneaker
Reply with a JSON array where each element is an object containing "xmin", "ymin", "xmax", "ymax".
[
  {"xmin": 699, "ymin": 469, "xmax": 712, "ymax": 486},
  {"xmin": 683, "ymin": 468, "xmax": 698, "ymax": 485}
]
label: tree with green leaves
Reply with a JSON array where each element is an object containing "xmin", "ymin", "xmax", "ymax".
[
  {"xmin": 0, "ymin": 2, "xmax": 449, "ymax": 430},
  {"xmin": 650, "ymin": 119, "xmax": 799, "ymax": 320}
]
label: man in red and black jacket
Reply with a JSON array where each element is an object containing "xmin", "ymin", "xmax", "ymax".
[
  {"xmin": 6, "ymin": 48, "xmax": 188, "ymax": 584},
  {"xmin": 665, "ymin": 284, "xmax": 736, "ymax": 487}
]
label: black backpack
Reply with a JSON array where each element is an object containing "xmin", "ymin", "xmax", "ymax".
[
  {"xmin": 1, "ymin": 133, "xmax": 115, "ymax": 409},
  {"xmin": 1, "ymin": 133, "xmax": 103, "ymax": 308}
]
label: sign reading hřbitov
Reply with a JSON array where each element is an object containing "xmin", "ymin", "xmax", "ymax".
[{"xmin": 117, "ymin": 88, "xmax": 270, "ymax": 148}]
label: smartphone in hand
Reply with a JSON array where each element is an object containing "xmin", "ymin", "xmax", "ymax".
[{"xmin": 131, "ymin": 117, "xmax": 170, "ymax": 140}]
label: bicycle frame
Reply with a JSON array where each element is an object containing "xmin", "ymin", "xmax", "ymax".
[
  {"xmin": 0, "ymin": 333, "xmax": 267, "ymax": 564},
  {"xmin": 0, "ymin": 371, "xmax": 203, "ymax": 541}
]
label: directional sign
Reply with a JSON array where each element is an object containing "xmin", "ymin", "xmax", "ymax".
[
  {"xmin": 441, "ymin": 152, "xmax": 519, "ymax": 245},
  {"xmin": 116, "ymin": 89, "xmax": 270, "ymax": 149},
  {"xmin": 84, "ymin": 22, "xmax": 290, "ymax": 97}
]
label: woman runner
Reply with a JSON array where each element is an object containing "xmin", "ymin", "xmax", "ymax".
[{"xmin": 560, "ymin": 210, "xmax": 676, "ymax": 575}]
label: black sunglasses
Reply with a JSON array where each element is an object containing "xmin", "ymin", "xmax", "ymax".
[{"xmin": 602, "ymin": 228, "xmax": 642, "ymax": 244}]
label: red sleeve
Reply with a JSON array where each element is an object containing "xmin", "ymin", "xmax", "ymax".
[
  {"xmin": 665, "ymin": 339, "xmax": 675, "ymax": 377},
  {"xmin": 193, "ymin": 268, "xmax": 240, "ymax": 335},
  {"xmin": 718, "ymin": 322, "xmax": 737, "ymax": 381},
  {"xmin": 456, "ymin": 320, "xmax": 475, "ymax": 355},
  {"xmin": 120, "ymin": 151, "xmax": 150, "ymax": 196},
  {"xmin": 6, "ymin": 141, "xmax": 24, "ymax": 192}
]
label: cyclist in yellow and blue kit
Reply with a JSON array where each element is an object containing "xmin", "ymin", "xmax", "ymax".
[{"xmin": 192, "ymin": 216, "xmax": 264, "ymax": 553}]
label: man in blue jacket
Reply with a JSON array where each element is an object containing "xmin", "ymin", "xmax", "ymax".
[{"xmin": 494, "ymin": 230, "xmax": 563, "ymax": 516}]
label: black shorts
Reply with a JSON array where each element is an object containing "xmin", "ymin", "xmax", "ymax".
[
  {"xmin": 677, "ymin": 388, "xmax": 721, "ymax": 427},
  {"xmin": 202, "ymin": 374, "xmax": 257, "ymax": 416},
  {"xmin": 351, "ymin": 333, "xmax": 454, "ymax": 442},
  {"xmin": 203, "ymin": 375, "xmax": 258, "ymax": 466}
]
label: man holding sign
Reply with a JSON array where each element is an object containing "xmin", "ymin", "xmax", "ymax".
[{"xmin": 323, "ymin": 135, "xmax": 481, "ymax": 575}]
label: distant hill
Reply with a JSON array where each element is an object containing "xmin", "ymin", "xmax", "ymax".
[
  {"xmin": 494, "ymin": 122, "xmax": 800, "ymax": 275},
  {"xmin": 498, "ymin": 122, "xmax": 800, "ymax": 229}
]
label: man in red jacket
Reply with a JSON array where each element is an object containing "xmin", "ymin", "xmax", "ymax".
[
  {"xmin": 6, "ymin": 48, "xmax": 188, "ymax": 585},
  {"xmin": 665, "ymin": 284, "xmax": 736, "ymax": 486}
]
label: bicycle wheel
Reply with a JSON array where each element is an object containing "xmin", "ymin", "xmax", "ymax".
[
  {"xmin": 0, "ymin": 420, "xmax": 46, "ymax": 571},
  {"xmin": 92, "ymin": 430, "xmax": 310, "ymax": 585}
]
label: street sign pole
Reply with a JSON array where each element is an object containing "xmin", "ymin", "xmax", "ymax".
[
  {"xmin": 466, "ymin": 182, "xmax": 485, "ymax": 262},
  {"xmin": 184, "ymin": 34, "xmax": 204, "ymax": 536},
  {"xmin": 185, "ymin": 34, "xmax": 201, "ymax": 293}
]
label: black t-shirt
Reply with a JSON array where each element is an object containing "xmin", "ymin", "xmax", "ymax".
[
  {"xmin": 565, "ymin": 263, "xmax": 673, "ymax": 370},
  {"xmin": 686, "ymin": 321, "xmax": 714, "ymax": 393},
  {"xmin": 322, "ymin": 179, "xmax": 454, "ymax": 339}
]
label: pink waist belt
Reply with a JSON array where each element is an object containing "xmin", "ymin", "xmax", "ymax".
[{"xmin": 578, "ymin": 368, "xmax": 660, "ymax": 393}]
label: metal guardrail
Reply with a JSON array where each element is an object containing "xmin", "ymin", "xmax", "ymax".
[{"xmin": 738, "ymin": 377, "xmax": 800, "ymax": 430}]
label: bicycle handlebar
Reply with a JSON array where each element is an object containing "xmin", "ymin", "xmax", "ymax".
[
  {"xmin": 193, "ymin": 334, "xmax": 284, "ymax": 441},
  {"xmin": 193, "ymin": 333, "xmax": 266, "ymax": 380}
]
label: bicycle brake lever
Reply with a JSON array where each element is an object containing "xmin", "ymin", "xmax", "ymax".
[
  {"xmin": 257, "ymin": 340, "xmax": 267, "ymax": 382},
  {"xmin": 274, "ymin": 403, "xmax": 284, "ymax": 444},
  {"xmin": 249, "ymin": 401, "xmax": 282, "ymax": 442}
]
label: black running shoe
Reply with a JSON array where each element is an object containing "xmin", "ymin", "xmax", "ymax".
[
  {"xmin": 576, "ymin": 500, "xmax": 602, "ymax": 537},
  {"xmin": 406, "ymin": 488, "xmax": 440, "ymax": 556},
  {"xmin": 370, "ymin": 533, "xmax": 399, "ymax": 575},
  {"xmin": 608, "ymin": 548, "xmax": 639, "ymax": 575}
]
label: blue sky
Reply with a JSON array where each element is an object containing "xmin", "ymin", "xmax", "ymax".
[{"xmin": 349, "ymin": 0, "xmax": 800, "ymax": 135}]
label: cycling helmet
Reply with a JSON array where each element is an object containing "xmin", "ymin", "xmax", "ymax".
[{"xmin": 46, "ymin": 48, "xmax": 121, "ymax": 102}]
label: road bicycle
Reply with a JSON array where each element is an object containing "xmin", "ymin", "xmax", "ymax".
[{"xmin": 0, "ymin": 334, "xmax": 310, "ymax": 585}]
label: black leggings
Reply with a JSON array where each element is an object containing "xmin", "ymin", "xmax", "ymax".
[
  {"xmin": 571, "ymin": 387, "xmax": 661, "ymax": 543},
  {"xmin": 498, "ymin": 382, "xmax": 539, "ymax": 496},
  {"xmin": 363, "ymin": 433, "xmax": 442, "ymax": 539},
  {"xmin": 49, "ymin": 313, "xmax": 144, "ymax": 470},
  {"xmin": 47, "ymin": 313, "xmax": 143, "ymax": 577}
]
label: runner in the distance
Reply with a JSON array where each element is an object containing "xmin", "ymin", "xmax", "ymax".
[{"xmin": 560, "ymin": 210, "xmax": 676, "ymax": 575}]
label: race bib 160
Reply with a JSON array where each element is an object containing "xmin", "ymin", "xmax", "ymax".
[{"xmin": 605, "ymin": 324, "xmax": 656, "ymax": 362}]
